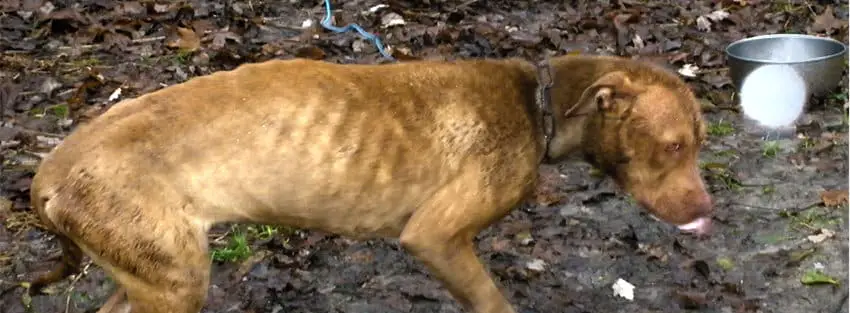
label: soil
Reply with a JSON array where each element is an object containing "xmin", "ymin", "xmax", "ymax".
[{"xmin": 1, "ymin": 1, "xmax": 848, "ymax": 313}]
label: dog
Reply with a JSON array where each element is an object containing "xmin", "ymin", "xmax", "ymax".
[{"xmin": 27, "ymin": 54, "xmax": 713, "ymax": 313}]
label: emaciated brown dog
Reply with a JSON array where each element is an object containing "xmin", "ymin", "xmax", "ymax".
[{"xmin": 27, "ymin": 54, "xmax": 713, "ymax": 313}]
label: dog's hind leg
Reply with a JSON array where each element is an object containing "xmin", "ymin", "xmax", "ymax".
[
  {"xmin": 43, "ymin": 186, "xmax": 212, "ymax": 313},
  {"xmin": 77, "ymin": 217, "xmax": 211, "ymax": 313},
  {"xmin": 399, "ymin": 166, "xmax": 536, "ymax": 313},
  {"xmin": 85, "ymin": 216, "xmax": 212, "ymax": 313}
]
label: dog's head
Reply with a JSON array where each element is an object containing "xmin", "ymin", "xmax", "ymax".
[{"xmin": 547, "ymin": 63, "xmax": 712, "ymax": 235}]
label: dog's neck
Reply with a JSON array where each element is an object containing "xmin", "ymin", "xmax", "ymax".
[
  {"xmin": 533, "ymin": 58, "xmax": 599, "ymax": 164},
  {"xmin": 533, "ymin": 59, "xmax": 556, "ymax": 164}
]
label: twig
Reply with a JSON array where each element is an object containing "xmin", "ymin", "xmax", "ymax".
[
  {"xmin": 57, "ymin": 36, "xmax": 167, "ymax": 52},
  {"xmin": 724, "ymin": 200, "xmax": 823, "ymax": 216},
  {"xmin": 64, "ymin": 262, "xmax": 92, "ymax": 313},
  {"xmin": 456, "ymin": 0, "xmax": 479, "ymax": 10}
]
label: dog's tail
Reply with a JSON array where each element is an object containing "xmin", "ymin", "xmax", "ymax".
[{"xmin": 27, "ymin": 189, "xmax": 84, "ymax": 296}]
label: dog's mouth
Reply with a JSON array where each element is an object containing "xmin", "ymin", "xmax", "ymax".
[
  {"xmin": 676, "ymin": 217, "xmax": 712, "ymax": 235},
  {"xmin": 646, "ymin": 212, "xmax": 713, "ymax": 236}
]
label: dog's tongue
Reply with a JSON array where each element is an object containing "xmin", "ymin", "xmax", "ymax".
[{"xmin": 677, "ymin": 217, "xmax": 712, "ymax": 235}]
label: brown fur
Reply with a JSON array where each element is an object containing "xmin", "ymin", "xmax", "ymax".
[{"xmin": 28, "ymin": 55, "xmax": 712, "ymax": 313}]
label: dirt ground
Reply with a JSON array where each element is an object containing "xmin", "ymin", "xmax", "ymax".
[{"xmin": 1, "ymin": 0, "xmax": 848, "ymax": 312}]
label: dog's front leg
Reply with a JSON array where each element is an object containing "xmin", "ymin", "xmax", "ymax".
[{"xmin": 399, "ymin": 174, "xmax": 521, "ymax": 313}]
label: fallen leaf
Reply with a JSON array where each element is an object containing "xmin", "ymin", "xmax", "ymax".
[
  {"xmin": 809, "ymin": 6, "xmax": 846, "ymax": 34},
  {"xmin": 820, "ymin": 189, "xmax": 847, "ymax": 207},
  {"xmin": 696, "ymin": 16, "xmax": 712, "ymax": 32},
  {"xmin": 706, "ymin": 10, "xmax": 730, "ymax": 22},
  {"xmin": 716, "ymin": 257, "xmax": 735, "ymax": 271},
  {"xmin": 166, "ymin": 27, "xmax": 201, "ymax": 52},
  {"xmin": 807, "ymin": 228, "xmax": 835, "ymax": 243},
  {"xmin": 294, "ymin": 46, "xmax": 327, "ymax": 60},
  {"xmin": 612, "ymin": 13, "xmax": 635, "ymax": 55},
  {"xmin": 801, "ymin": 269, "xmax": 839, "ymax": 286},
  {"xmin": 211, "ymin": 31, "xmax": 242, "ymax": 50},
  {"xmin": 381, "ymin": 12, "xmax": 406, "ymax": 28},
  {"xmin": 153, "ymin": 3, "xmax": 171, "ymax": 13},
  {"xmin": 675, "ymin": 290, "xmax": 708, "ymax": 309},
  {"xmin": 515, "ymin": 231, "xmax": 534, "ymax": 245}
]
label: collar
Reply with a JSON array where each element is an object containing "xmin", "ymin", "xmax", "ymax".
[{"xmin": 535, "ymin": 59, "xmax": 555, "ymax": 164}]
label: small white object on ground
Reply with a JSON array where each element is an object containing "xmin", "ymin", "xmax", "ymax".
[
  {"xmin": 612, "ymin": 278, "xmax": 635, "ymax": 301},
  {"xmin": 301, "ymin": 19, "xmax": 313, "ymax": 29},
  {"xmin": 807, "ymin": 228, "xmax": 835, "ymax": 243},
  {"xmin": 108, "ymin": 87, "xmax": 122, "ymax": 102},
  {"xmin": 739, "ymin": 64, "xmax": 807, "ymax": 129},
  {"xmin": 380, "ymin": 12, "xmax": 405, "ymax": 28},
  {"xmin": 368, "ymin": 4, "xmax": 389, "ymax": 13},
  {"xmin": 706, "ymin": 10, "xmax": 730, "ymax": 22},
  {"xmin": 525, "ymin": 259, "xmax": 546, "ymax": 272},
  {"xmin": 678, "ymin": 64, "xmax": 699, "ymax": 77},
  {"xmin": 696, "ymin": 16, "xmax": 712, "ymax": 31}
]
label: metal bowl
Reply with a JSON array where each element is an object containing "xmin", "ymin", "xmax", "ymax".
[{"xmin": 725, "ymin": 34, "xmax": 847, "ymax": 97}]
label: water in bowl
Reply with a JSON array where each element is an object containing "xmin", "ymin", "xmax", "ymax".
[{"xmin": 738, "ymin": 63, "xmax": 807, "ymax": 140}]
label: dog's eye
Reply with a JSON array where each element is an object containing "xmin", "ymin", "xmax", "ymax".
[{"xmin": 665, "ymin": 143, "xmax": 681, "ymax": 152}]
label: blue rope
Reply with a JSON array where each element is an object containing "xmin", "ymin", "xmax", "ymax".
[{"xmin": 320, "ymin": 0, "xmax": 396, "ymax": 61}]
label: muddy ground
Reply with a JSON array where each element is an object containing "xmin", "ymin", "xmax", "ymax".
[{"xmin": 1, "ymin": 0, "xmax": 849, "ymax": 312}]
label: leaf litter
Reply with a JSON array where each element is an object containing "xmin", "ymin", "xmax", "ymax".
[{"xmin": 0, "ymin": 1, "xmax": 848, "ymax": 313}]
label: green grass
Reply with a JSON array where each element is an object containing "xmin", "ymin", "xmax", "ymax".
[
  {"xmin": 707, "ymin": 120, "xmax": 735, "ymax": 137},
  {"xmin": 762, "ymin": 185, "xmax": 776, "ymax": 194},
  {"xmin": 210, "ymin": 224, "xmax": 297, "ymax": 263},
  {"xmin": 762, "ymin": 140, "xmax": 780, "ymax": 157},
  {"xmin": 31, "ymin": 104, "xmax": 70, "ymax": 119},
  {"xmin": 211, "ymin": 230, "xmax": 252, "ymax": 263},
  {"xmin": 173, "ymin": 50, "xmax": 193, "ymax": 64},
  {"xmin": 705, "ymin": 166, "xmax": 742, "ymax": 191},
  {"xmin": 70, "ymin": 57, "xmax": 100, "ymax": 68},
  {"xmin": 787, "ymin": 207, "xmax": 843, "ymax": 231},
  {"xmin": 829, "ymin": 91, "xmax": 848, "ymax": 102},
  {"xmin": 712, "ymin": 149, "xmax": 737, "ymax": 158},
  {"xmin": 797, "ymin": 137, "xmax": 816, "ymax": 152}
]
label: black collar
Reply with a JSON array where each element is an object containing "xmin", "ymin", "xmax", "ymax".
[{"xmin": 535, "ymin": 59, "xmax": 555, "ymax": 164}]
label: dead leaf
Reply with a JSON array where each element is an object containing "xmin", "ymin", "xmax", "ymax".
[
  {"xmin": 675, "ymin": 290, "xmax": 708, "ymax": 309},
  {"xmin": 210, "ymin": 31, "xmax": 242, "ymax": 50},
  {"xmin": 706, "ymin": 10, "xmax": 730, "ymax": 22},
  {"xmin": 696, "ymin": 16, "xmax": 712, "ymax": 31},
  {"xmin": 392, "ymin": 47, "xmax": 422, "ymax": 61},
  {"xmin": 613, "ymin": 13, "xmax": 636, "ymax": 55},
  {"xmin": 294, "ymin": 46, "xmax": 326, "ymax": 60},
  {"xmin": 809, "ymin": 6, "xmax": 846, "ymax": 34},
  {"xmin": 820, "ymin": 189, "xmax": 848, "ymax": 207},
  {"xmin": 489, "ymin": 238, "xmax": 511, "ymax": 252},
  {"xmin": 380, "ymin": 12, "xmax": 406, "ymax": 28},
  {"xmin": 807, "ymin": 228, "xmax": 835, "ymax": 243},
  {"xmin": 166, "ymin": 27, "xmax": 201, "ymax": 52},
  {"xmin": 153, "ymin": 3, "xmax": 171, "ymax": 13}
]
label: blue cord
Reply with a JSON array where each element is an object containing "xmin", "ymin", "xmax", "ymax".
[{"xmin": 320, "ymin": 0, "xmax": 396, "ymax": 61}]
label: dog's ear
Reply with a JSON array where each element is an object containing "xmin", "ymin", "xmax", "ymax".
[{"xmin": 575, "ymin": 71, "xmax": 644, "ymax": 114}]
